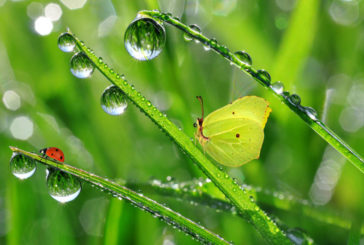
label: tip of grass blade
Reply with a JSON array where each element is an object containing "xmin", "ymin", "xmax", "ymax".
[{"xmin": 9, "ymin": 146, "xmax": 19, "ymax": 151}]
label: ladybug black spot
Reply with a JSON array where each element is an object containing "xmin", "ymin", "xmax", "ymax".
[
  {"xmin": 60, "ymin": 156, "xmax": 63, "ymax": 159},
  {"xmin": 51, "ymin": 153, "xmax": 54, "ymax": 156},
  {"xmin": 55, "ymin": 149, "xmax": 59, "ymax": 151},
  {"xmin": 236, "ymin": 133, "xmax": 240, "ymax": 138}
]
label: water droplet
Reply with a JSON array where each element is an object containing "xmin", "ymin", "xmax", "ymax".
[
  {"xmin": 286, "ymin": 228, "xmax": 313, "ymax": 245},
  {"xmin": 47, "ymin": 169, "xmax": 81, "ymax": 203},
  {"xmin": 124, "ymin": 17, "xmax": 166, "ymax": 61},
  {"xmin": 58, "ymin": 32, "xmax": 76, "ymax": 52},
  {"xmin": 10, "ymin": 153, "xmax": 36, "ymax": 180},
  {"xmin": 203, "ymin": 42, "xmax": 211, "ymax": 51},
  {"xmin": 184, "ymin": 24, "xmax": 201, "ymax": 42},
  {"xmin": 271, "ymin": 81, "xmax": 284, "ymax": 94},
  {"xmin": 304, "ymin": 106, "xmax": 318, "ymax": 120},
  {"xmin": 257, "ymin": 70, "xmax": 271, "ymax": 85},
  {"xmin": 234, "ymin": 51, "xmax": 252, "ymax": 67},
  {"xmin": 288, "ymin": 94, "xmax": 301, "ymax": 105},
  {"xmin": 70, "ymin": 52, "xmax": 94, "ymax": 79},
  {"xmin": 101, "ymin": 85, "xmax": 128, "ymax": 116}
]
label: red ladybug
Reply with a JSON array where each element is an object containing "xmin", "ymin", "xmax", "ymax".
[{"xmin": 40, "ymin": 147, "xmax": 65, "ymax": 162}]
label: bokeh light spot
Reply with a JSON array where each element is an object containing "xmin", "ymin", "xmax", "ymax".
[
  {"xmin": 60, "ymin": 0, "xmax": 87, "ymax": 10},
  {"xmin": 34, "ymin": 16, "xmax": 53, "ymax": 36},
  {"xmin": 45, "ymin": 3, "xmax": 62, "ymax": 21},
  {"xmin": 2, "ymin": 90, "xmax": 21, "ymax": 111},
  {"xmin": 10, "ymin": 116, "xmax": 34, "ymax": 140}
]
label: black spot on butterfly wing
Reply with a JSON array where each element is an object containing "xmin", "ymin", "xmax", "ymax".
[{"xmin": 236, "ymin": 133, "xmax": 240, "ymax": 138}]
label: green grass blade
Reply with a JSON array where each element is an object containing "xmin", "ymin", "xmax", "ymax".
[
  {"xmin": 68, "ymin": 31, "xmax": 291, "ymax": 244},
  {"xmin": 9, "ymin": 146, "xmax": 231, "ymax": 245},
  {"xmin": 129, "ymin": 179, "xmax": 357, "ymax": 233},
  {"xmin": 347, "ymin": 221, "xmax": 361, "ymax": 245},
  {"xmin": 139, "ymin": 10, "xmax": 364, "ymax": 175}
]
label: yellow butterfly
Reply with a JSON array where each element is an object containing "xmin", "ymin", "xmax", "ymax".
[{"xmin": 195, "ymin": 96, "xmax": 271, "ymax": 167}]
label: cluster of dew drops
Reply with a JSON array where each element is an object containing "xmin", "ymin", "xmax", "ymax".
[
  {"xmin": 124, "ymin": 12, "xmax": 319, "ymax": 122},
  {"xmin": 58, "ymin": 32, "xmax": 128, "ymax": 116},
  {"xmin": 60, "ymin": 12, "xmax": 319, "ymax": 121},
  {"xmin": 9, "ymin": 152, "xmax": 82, "ymax": 203}
]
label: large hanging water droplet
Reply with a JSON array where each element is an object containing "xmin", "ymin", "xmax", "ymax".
[
  {"xmin": 58, "ymin": 33, "xmax": 76, "ymax": 53},
  {"xmin": 288, "ymin": 94, "xmax": 301, "ymax": 106},
  {"xmin": 256, "ymin": 69, "xmax": 271, "ymax": 85},
  {"xmin": 47, "ymin": 169, "xmax": 81, "ymax": 203},
  {"xmin": 10, "ymin": 153, "xmax": 36, "ymax": 180},
  {"xmin": 70, "ymin": 52, "xmax": 94, "ymax": 79},
  {"xmin": 184, "ymin": 24, "xmax": 201, "ymax": 42},
  {"xmin": 304, "ymin": 106, "xmax": 318, "ymax": 120},
  {"xmin": 234, "ymin": 51, "xmax": 252, "ymax": 67},
  {"xmin": 271, "ymin": 81, "xmax": 284, "ymax": 94},
  {"xmin": 101, "ymin": 85, "xmax": 128, "ymax": 116},
  {"xmin": 124, "ymin": 17, "xmax": 166, "ymax": 61}
]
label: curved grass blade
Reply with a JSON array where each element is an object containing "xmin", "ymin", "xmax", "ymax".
[
  {"xmin": 9, "ymin": 146, "xmax": 231, "ymax": 245},
  {"xmin": 129, "ymin": 179, "xmax": 363, "ymax": 233}
]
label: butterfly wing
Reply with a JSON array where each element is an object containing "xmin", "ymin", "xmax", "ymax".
[
  {"xmin": 203, "ymin": 96, "xmax": 271, "ymax": 129},
  {"xmin": 203, "ymin": 118, "xmax": 264, "ymax": 167},
  {"xmin": 200, "ymin": 96, "xmax": 271, "ymax": 167}
]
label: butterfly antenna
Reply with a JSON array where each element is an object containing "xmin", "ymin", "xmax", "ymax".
[{"xmin": 196, "ymin": 96, "xmax": 204, "ymax": 120}]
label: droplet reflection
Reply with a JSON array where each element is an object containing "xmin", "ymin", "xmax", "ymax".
[
  {"xmin": 58, "ymin": 33, "xmax": 76, "ymax": 53},
  {"xmin": 101, "ymin": 85, "xmax": 128, "ymax": 116},
  {"xmin": 10, "ymin": 153, "xmax": 37, "ymax": 180},
  {"xmin": 124, "ymin": 17, "xmax": 166, "ymax": 61},
  {"xmin": 47, "ymin": 169, "xmax": 81, "ymax": 203},
  {"xmin": 70, "ymin": 52, "xmax": 94, "ymax": 79}
]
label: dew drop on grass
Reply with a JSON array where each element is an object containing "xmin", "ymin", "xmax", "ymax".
[
  {"xmin": 270, "ymin": 81, "xmax": 284, "ymax": 94},
  {"xmin": 10, "ymin": 153, "xmax": 36, "ymax": 180},
  {"xmin": 288, "ymin": 94, "xmax": 301, "ymax": 106},
  {"xmin": 203, "ymin": 42, "xmax": 210, "ymax": 51},
  {"xmin": 286, "ymin": 228, "xmax": 313, "ymax": 245},
  {"xmin": 58, "ymin": 33, "xmax": 76, "ymax": 53},
  {"xmin": 70, "ymin": 52, "xmax": 94, "ymax": 79},
  {"xmin": 184, "ymin": 24, "xmax": 201, "ymax": 42},
  {"xmin": 124, "ymin": 17, "xmax": 166, "ymax": 61},
  {"xmin": 234, "ymin": 51, "xmax": 252, "ymax": 67},
  {"xmin": 256, "ymin": 69, "xmax": 271, "ymax": 85},
  {"xmin": 101, "ymin": 85, "xmax": 128, "ymax": 116},
  {"xmin": 47, "ymin": 169, "xmax": 81, "ymax": 203},
  {"xmin": 304, "ymin": 106, "xmax": 318, "ymax": 120}
]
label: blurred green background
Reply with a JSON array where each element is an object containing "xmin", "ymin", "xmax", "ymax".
[{"xmin": 1, "ymin": 0, "xmax": 364, "ymax": 244}]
